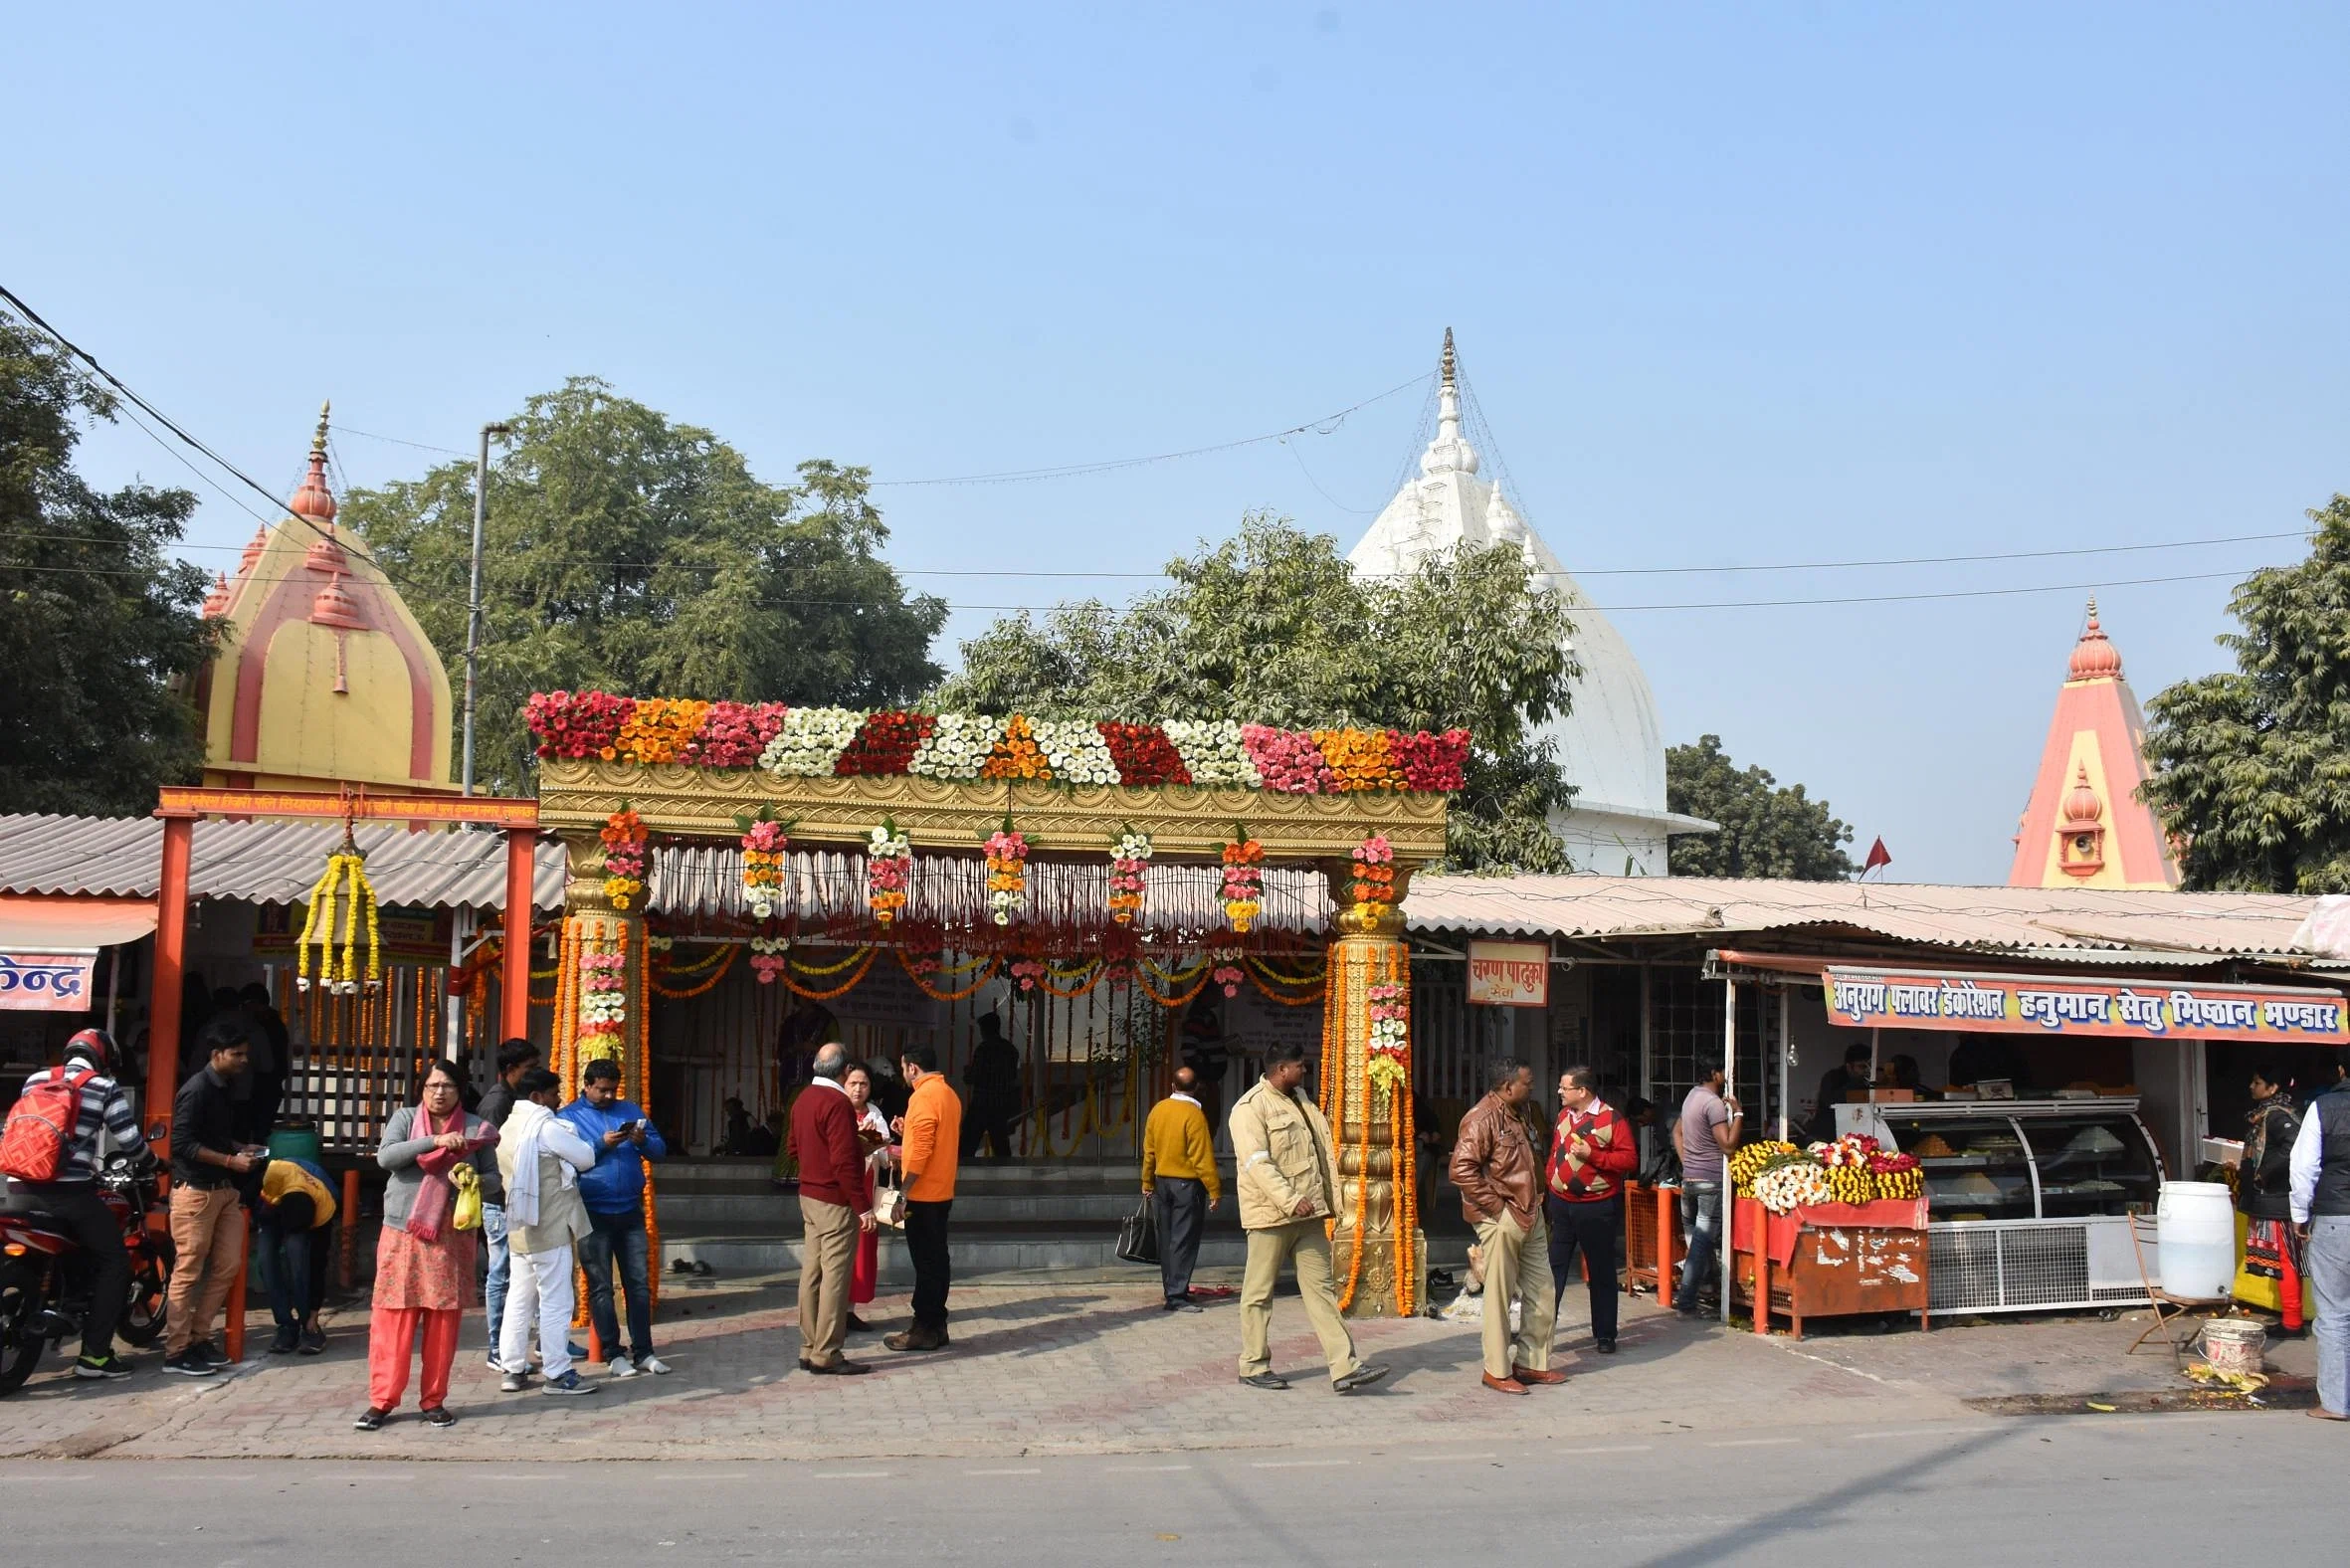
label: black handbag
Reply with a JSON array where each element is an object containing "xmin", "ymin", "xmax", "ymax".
[{"xmin": 1116, "ymin": 1196, "xmax": 1159, "ymax": 1265}]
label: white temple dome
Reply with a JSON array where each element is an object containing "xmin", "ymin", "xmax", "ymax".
[{"xmin": 1347, "ymin": 330, "xmax": 1712, "ymax": 874}]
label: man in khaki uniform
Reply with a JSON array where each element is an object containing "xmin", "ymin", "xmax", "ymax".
[
  {"xmin": 1450, "ymin": 1058, "xmax": 1563, "ymax": 1395},
  {"xmin": 1228, "ymin": 1041, "xmax": 1391, "ymax": 1394}
]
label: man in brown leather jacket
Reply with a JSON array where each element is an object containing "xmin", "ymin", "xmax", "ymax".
[{"xmin": 1450, "ymin": 1059, "xmax": 1562, "ymax": 1395}]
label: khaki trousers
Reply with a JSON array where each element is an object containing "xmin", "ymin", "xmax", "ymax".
[
  {"xmin": 798, "ymin": 1196, "xmax": 860, "ymax": 1367},
  {"xmin": 165, "ymin": 1184, "xmax": 246, "ymax": 1357},
  {"xmin": 1474, "ymin": 1209, "xmax": 1556, "ymax": 1379},
  {"xmin": 1238, "ymin": 1219, "xmax": 1361, "ymax": 1384}
]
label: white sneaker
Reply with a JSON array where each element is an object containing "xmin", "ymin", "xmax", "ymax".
[
  {"xmin": 636, "ymin": 1355, "xmax": 672, "ymax": 1376},
  {"xmin": 605, "ymin": 1358, "xmax": 641, "ymax": 1379},
  {"xmin": 499, "ymin": 1371, "xmax": 528, "ymax": 1393}
]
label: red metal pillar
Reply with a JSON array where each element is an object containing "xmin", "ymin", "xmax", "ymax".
[
  {"xmin": 501, "ymin": 828, "xmax": 535, "ymax": 1043},
  {"xmin": 1656, "ymin": 1185, "xmax": 1678, "ymax": 1301},
  {"xmin": 145, "ymin": 815, "xmax": 195, "ymax": 1154}
]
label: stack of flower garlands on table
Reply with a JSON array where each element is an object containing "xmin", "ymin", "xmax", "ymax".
[{"xmin": 526, "ymin": 691, "xmax": 1469, "ymax": 795}]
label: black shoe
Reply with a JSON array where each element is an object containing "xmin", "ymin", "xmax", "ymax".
[
  {"xmin": 808, "ymin": 1358, "xmax": 873, "ymax": 1375},
  {"xmin": 1594, "ymin": 1338, "xmax": 1619, "ymax": 1354},
  {"xmin": 163, "ymin": 1350, "xmax": 218, "ymax": 1378},
  {"xmin": 268, "ymin": 1327, "xmax": 299, "ymax": 1356},
  {"xmin": 73, "ymin": 1353, "xmax": 134, "ymax": 1380},
  {"xmin": 1239, "ymin": 1372, "xmax": 1290, "ymax": 1390},
  {"xmin": 1333, "ymin": 1362, "xmax": 1391, "ymax": 1395},
  {"xmin": 422, "ymin": 1406, "xmax": 458, "ymax": 1429},
  {"xmin": 1165, "ymin": 1299, "xmax": 1204, "ymax": 1312},
  {"xmin": 847, "ymin": 1314, "xmax": 873, "ymax": 1332},
  {"xmin": 298, "ymin": 1325, "xmax": 327, "ymax": 1356},
  {"xmin": 191, "ymin": 1338, "xmax": 231, "ymax": 1367},
  {"xmin": 353, "ymin": 1406, "xmax": 388, "ymax": 1431}
]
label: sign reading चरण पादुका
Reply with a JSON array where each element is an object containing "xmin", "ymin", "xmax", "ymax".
[
  {"xmin": 0, "ymin": 952, "xmax": 97, "ymax": 1011},
  {"xmin": 1821, "ymin": 965, "xmax": 2350, "ymax": 1044},
  {"xmin": 1468, "ymin": 940, "xmax": 1550, "ymax": 1008}
]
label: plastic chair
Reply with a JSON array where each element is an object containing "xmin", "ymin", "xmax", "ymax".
[{"xmin": 2125, "ymin": 1212, "xmax": 2230, "ymax": 1365}]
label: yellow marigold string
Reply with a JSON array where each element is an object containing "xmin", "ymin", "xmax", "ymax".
[
  {"xmin": 789, "ymin": 945, "xmax": 872, "ymax": 977},
  {"xmin": 647, "ymin": 944, "xmax": 737, "ymax": 999},
  {"xmin": 1134, "ymin": 968, "xmax": 1210, "ymax": 1009},
  {"xmin": 782, "ymin": 948, "xmax": 877, "ymax": 1001},
  {"xmin": 894, "ymin": 949, "xmax": 1000, "ymax": 1002}
]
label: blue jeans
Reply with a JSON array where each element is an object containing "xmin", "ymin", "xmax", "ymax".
[
  {"xmin": 1672, "ymin": 1182, "xmax": 1723, "ymax": 1312},
  {"xmin": 255, "ymin": 1219, "xmax": 325, "ymax": 1330},
  {"xmin": 578, "ymin": 1207, "xmax": 654, "ymax": 1363},
  {"xmin": 482, "ymin": 1204, "xmax": 510, "ymax": 1352},
  {"xmin": 2311, "ymin": 1215, "xmax": 2350, "ymax": 1418}
]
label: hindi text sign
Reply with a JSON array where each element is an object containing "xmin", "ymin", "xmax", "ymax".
[
  {"xmin": 1822, "ymin": 965, "xmax": 2350, "ymax": 1045},
  {"xmin": 1468, "ymin": 940, "xmax": 1550, "ymax": 1008}
]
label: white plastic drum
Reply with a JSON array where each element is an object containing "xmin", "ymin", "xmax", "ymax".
[{"xmin": 2156, "ymin": 1181, "xmax": 2237, "ymax": 1300}]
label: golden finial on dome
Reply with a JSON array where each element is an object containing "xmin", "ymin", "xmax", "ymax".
[
  {"xmin": 1440, "ymin": 326, "xmax": 1456, "ymax": 394},
  {"xmin": 312, "ymin": 399, "xmax": 331, "ymax": 456}
]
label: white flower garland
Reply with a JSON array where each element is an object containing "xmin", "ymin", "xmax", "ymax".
[
  {"xmin": 910, "ymin": 712, "xmax": 1003, "ymax": 780},
  {"xmin": 1031, "ymin": 718, "xmax": 1119, "ymax": 786},
  {"xmin": 759, "ymin": 706, "xmax": 864, "ymax": 777},
  {"xmin": 1163, "ymin": 719, "xmax": 1261, "ymax": 787}
]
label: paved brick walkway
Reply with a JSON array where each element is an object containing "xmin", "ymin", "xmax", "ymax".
[{"xmin": 0, "ymin": 1276, "xmax": 2314, "ymax": 1462}]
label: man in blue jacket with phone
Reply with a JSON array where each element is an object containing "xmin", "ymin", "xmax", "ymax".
[{"xmin": 558, "ymin": 1058, "xmax": 670, "ymax": 1378}]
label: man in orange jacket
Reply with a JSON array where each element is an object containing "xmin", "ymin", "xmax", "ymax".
[{"xmin": 887, "ymin": 1042, "xmax": 963, "ymax": 1352}]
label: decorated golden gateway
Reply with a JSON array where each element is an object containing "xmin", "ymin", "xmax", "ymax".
[{"xmin": 523, "ymin": 691, "xmax": 1466, "ymax": 1316}]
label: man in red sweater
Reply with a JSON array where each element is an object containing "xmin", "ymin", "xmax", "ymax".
[
  {"xmin": 1546, "ymin": 1064, "xmax": 1638, "ymax": 1354},
  {"xmin": 789, "ymin": 1044, "xmax": 875, "ymax": 1375}
]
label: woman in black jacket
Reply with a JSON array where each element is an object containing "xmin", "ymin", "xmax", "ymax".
[{"xmin": 2240, "ymin": 1067, "xmax": 2305, "ymax": 1334}]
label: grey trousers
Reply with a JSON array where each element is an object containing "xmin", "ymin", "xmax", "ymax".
[{"xmin": 2309, "ymin": 1215, "xmax": 2350, "ymax": 1417}]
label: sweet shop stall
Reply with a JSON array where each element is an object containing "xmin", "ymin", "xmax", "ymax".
[{"xmin": 1799, "ymin": 964, "xmax": 2350, "ymax": 1318}]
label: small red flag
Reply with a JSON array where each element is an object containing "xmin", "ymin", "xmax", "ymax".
[{"xmin": 1862, "ymin": 837, "xmax": 1891, "ymax": 874}]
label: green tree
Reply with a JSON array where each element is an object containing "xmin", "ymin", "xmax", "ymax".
[
  {"xmin": 2142, "ymin": 497, "xmax": 2350, "ymax": 891},
  {"xmin": 939, "ymin": 513, "xmax": 1582, "ymax": 870},
  {"xmin": 0, "ymin": 310, "xmax": 217, "ymax": 815},
  {"xmin": 1665, "ymin": 734, "xmax": 1855, "ymax": 879},
  {"xmin": 348, "ymin": 378, "xmax": 947, "ymax": 793}
]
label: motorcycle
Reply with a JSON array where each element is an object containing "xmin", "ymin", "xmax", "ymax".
[{"xmin": 0, "ymin": 1153, "xmax": 174, "ymax": 1393}]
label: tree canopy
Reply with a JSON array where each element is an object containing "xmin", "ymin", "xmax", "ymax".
[
  {"xmin": 938, "ymin": 513, "xmax": 1582, "ymax": 870},
  {"xmin": 0, "ymin": 310, "xmax": 217, "ymax": 816},
  {"xmin": 2141, "ymin": 497, "xmax": 2350, "ymax": 892},
  {"xmin": 1665, "ymin": 734, "xmax": 1855, "ymax": 879},
  {"xmin": 348, "ymin": 377, "xmax": 947, "ymax": 794}
]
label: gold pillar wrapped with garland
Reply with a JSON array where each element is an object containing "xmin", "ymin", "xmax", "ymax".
[
  {"xmin": 1320, "ymin": 863, "xmax": 1421, "ymax": 1319},
  {"xmin": 553, "ymin": 819, "xmax": 662, "ymax": 1315}
]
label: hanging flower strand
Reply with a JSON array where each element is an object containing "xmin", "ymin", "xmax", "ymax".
[
  {"xmin": 1366, "ymin": 978, "xmax": 1410, "ymax": 1108},
  {"xmin": 736, "ymin": 810, "xmax": 792, "ymax": 920},
  {"xmin": 867, "ymin": 817, "xmax": 912, "ymax": 926},
  {"xmin": 1107, "ymin": 825, "xmax": 1152, "ymax": 926},
  {"xmin": 600, "ymin": 808, "xmax": 648, "ymax": 910},
  {"xmin": 983, "ymin": 816, "xmax": 1029, "ymax": 926},
  {"xmin": 1220, "ymin": 824, "xmax": 1264, "ymax": 933},
  {"xmin": 1349, "ymin": 833, "xmax": 1397, "ymax": 914}
]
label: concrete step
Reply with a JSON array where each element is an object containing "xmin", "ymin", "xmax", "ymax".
[
  {"xmin": 659, "ymin": 1190, "xmax": 1181, "ymax": 1226},
  {"xmin": 658, "ymin": 1219, "xmax": 1473, "ymax": 1285}
]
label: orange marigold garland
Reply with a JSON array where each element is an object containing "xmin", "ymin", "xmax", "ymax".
[
  {"xmin": 980, "ymin": 714, "xmax": 1053, "ymax": 781},
  {"xmin": 615, "ymin": 697, "xmax": 710, "ymax": 763},
  {"xmin": 1314, "ymin": 726, "xmax": 1401, "ymax": 791},
  {"xmin": 983, "ymin": 816, "xmax": 1029, "ymax": 925},
  {"xmin": 1348, "ymin": 833, "xmax": 1397, "ymax": 915}
]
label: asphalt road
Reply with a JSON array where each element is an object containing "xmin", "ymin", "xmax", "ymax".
[{"xmin": 2, "ymin": 1413, "xmax": 2330, "ymax": 1564}]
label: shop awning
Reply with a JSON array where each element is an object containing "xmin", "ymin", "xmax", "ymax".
[{"xmin": 0, "ymin": 894, "xmax": 158, "ymax": 950}]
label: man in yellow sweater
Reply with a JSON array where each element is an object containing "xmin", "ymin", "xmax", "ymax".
[{"xmin": 1141, "ymin": 1066, "xmax": 1223, "ymax": 1312}]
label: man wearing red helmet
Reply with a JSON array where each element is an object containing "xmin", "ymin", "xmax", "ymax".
[{"xmin": 7, "ymin": 1030, "xmax": 150, "ymax": 1378}]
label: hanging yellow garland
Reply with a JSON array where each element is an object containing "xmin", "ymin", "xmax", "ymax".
[
  {"xmin": 296, "ymin": 844, "xmax": 380, "ymax": 995},
  {"xmin": 894, "ymin": 949, "xmax": 1001, "ymax": 1002},
  {"xmin": 789, "ymin": 945, "xmax": 873, "ymax": 977},
  {"xmin": 782, "ymin": 947, "xmax": 877, "ymax": 1000}
]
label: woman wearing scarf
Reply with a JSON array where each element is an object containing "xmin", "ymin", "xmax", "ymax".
[
  {"xmin": 359, "ymin": 1060, "xmax": 499, "ymax": 1430},
  {"xmin": 845, "ymin": 1063, "xmax": 894, "ymax": 1331},
  {"xmin": 2241, "ymin": 1066, "xmax": 2308, "ymax": 1334}
]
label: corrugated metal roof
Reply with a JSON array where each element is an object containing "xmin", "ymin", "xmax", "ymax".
[
  {"xmin": 1402, "ymin": 875, "xmax": 2319, "ymax": 959},
  {"xmin": 0, "ymin": 814, "xmax": 565, "ymax": 910}
]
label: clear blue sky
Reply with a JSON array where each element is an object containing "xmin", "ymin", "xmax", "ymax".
[{"xmin": 11, "ymin": 4, "xmax": 2347, "ymax": 882}]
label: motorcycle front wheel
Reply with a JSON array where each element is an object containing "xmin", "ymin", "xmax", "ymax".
[{"xmin": 0, "ymin": 1260, "xmax": 49, "ymax": 1395}]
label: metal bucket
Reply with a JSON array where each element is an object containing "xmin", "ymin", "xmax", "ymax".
[{"xmin": 2199, "ymin": 1317, "xmax": 2266, "ymax": 1377}]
